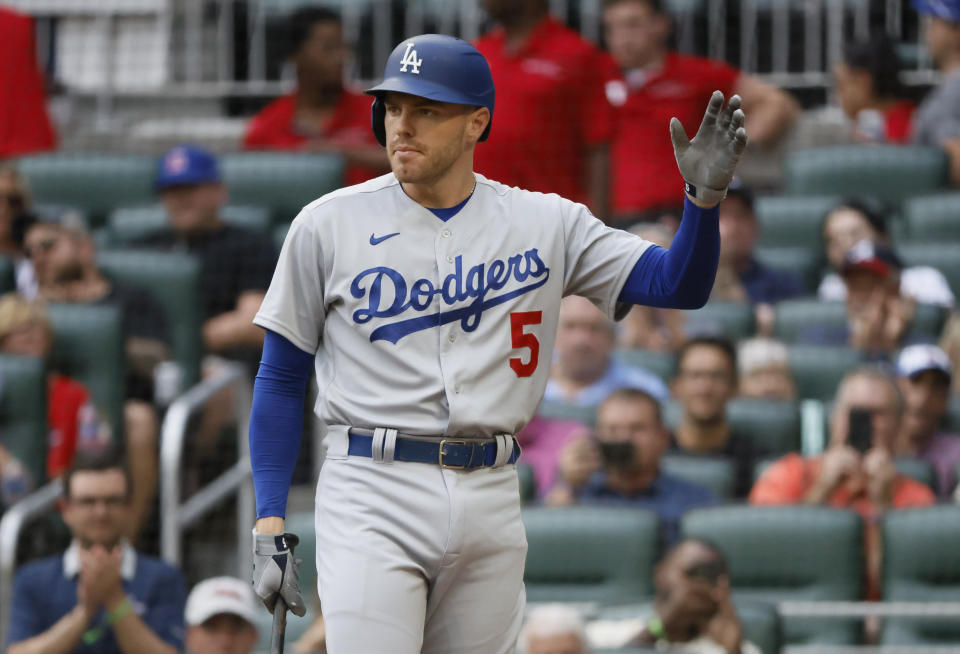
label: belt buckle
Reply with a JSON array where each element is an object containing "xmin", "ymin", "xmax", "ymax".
[{"xmin": 438, "ymin": 439, "xmax": 473, "ymax": 469}]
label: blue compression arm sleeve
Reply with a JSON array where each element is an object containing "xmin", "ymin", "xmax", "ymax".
[
  {"xmin": 249, "ymin": 329, "xmax": 314, "ymax": 519},
  {"xmin": 617, "ymin": 196, "xmax": 720, "ymax": 309}
]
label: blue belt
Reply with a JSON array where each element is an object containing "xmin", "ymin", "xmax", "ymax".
[{"xmin": 347, "ymin": 431, "xmax": 520, "ymax": 469}]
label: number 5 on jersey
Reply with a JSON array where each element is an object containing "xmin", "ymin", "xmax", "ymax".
[{"xmin": 509, "ymin": 311, "xmax": 542, "ymax": 378}]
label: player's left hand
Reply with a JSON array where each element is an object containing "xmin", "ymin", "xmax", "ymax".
[
  {"xmin": 670, "ymin": 90, "xmax": 748, "ymax": 207},
  {"xmin": 252, "ymin": 531, "xmax": 308, "ymax": 616}
]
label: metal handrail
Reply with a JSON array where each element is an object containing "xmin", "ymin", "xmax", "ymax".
[
  {"xmin": 0, "ymin": 479, "xmax": 65, "ymax": 644},
  {"xmin": 159, "ymin": 362, "xmax": 254, "ymax": 578}
]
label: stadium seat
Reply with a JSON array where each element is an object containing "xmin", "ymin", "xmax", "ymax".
[
  {"xmin": 882, "ymin": 506, "xmax": 960, "ymax": 645},
  {"xmin": 517, "ymin": 462, "xmax": 537, "ymax": 504},
  {"xmin": 98, "ymin": 250, "xmax": 203, "ymax": 389},
  {"xmin": 787, "ymin": 344, "xmax": 863, "ymax": 401},
  {"xmin": 0, "ymin": 355, "xmax": 48, "ymax": 485},
  {"xmin": 681, "ymin": 505, "xmax": 863, "ymax": 644},
  {"xmin": 536, "ymin": 401, "xmax": 596, "ymax": 426},
  {"xmin": 899, "ymin": 243, "xmax": 960, "ymax": 299},
  {"xmin": 754, "ymin": 194, "xmax": 837, "ymax": 250},
  {"xmin": 523, "ymin": 506, "xmax": 659, "ymax": 605},
  {"xmin": 16, "ymin": 153, "xmax": 155, "ymax": 223},
  {"xmin": 0, "ymin": 256, "xmax": 14, "ymax": 293},
  {"xmin": 46, "ymin": 303, "xmax": 125, "ymax": 438},
  {"xmin": 686, "ymin": 301, "xmax": 755, "ymax": 340},
  {"xmin": 945, "ymin": 396, "xmax": 960, "ymax": 433},
  {"xmin": 221, "ymin": 153, "xmax": 344, "ymax": 223},
  {"xmin": 893, "ymin": 457, "xmax": 936, "ymax": 491},
  {"xmin": 901, "ymin": 192, "xmax": 960, "ymax": 243},
  {"xmin": 774, "ymin": 299, "xmax": 846, "ymax": 343},
  {"xmin": 614, "ymin": 349, "xmax": 676, "ymax": 384},
  {"xmin": 661, "ymin": 454, "xmax": 736, "ymax": 499},
  {"xmin": 273, "ymin": 223, "xmax": 290, "ymax": 253},
  {"xmin": 107, "ymin": 204, "xmax": 271, "ymax": 245},
  {"xmin": 784, "ymin": 146, "xmax": 949, "ymax": 205},
  {"xmin": 727, "ymin": 398, "xmax": 801, "ymax": 456},
  {"xmin": 753, "ymin": 245, "xmax": 819, "ymax": 293}
]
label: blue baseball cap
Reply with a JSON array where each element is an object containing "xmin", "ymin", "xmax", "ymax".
[
  {"xmin": 912, "ymin": 0, "xmax": 960, "ymax": 22},
  {"xmin": 155, "ymin": 145, "xmax": 221, "ymax": 191}
]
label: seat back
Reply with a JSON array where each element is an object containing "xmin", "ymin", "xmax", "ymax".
[
  {"xmin": 902, "ymin": 192, "xmax": 960, "ymax": 242},
  {"xmin": 0, "ymin": 256, "xmax": 14, "ymax": 294},
  {"xmin": 0, "ymin": 355, "xmax": 48, "ymax": 485},
  {"xmin": 686, "ymin": 302, "xmax": 755, "ymax": 340},
  {"xmin": 754, "ymin": 194, "xmax": 838, "ymax": 249},
  {"xmin": 523, "ymin": 506, "xmax": 659, "ymax": 605},
  {"xmin": 535, "ymin": 402, "xmax": 596, "ymax": 426},
  {"xmin": 614, "ymin": 349, "xmax": 676, "ymax": 385},
  {"xmin": 97, "ymin": 250, "xmax": 203, "ymax": 389},
  {"xmin": 774, "ymin": 299, "xmax": 846, "ymax": 343},
  {"xmin": 784, "ymin": 146, "xmax": 948, "ymax": 204},
  {"xmin": 682, "ymin": 505, "xmax": 863, "ymax": 644},
  {"xmin": 107, "ymin": 205, "xmax": 271, "ymax": 245},
  {"xmin": 753, "ymin": 246, "xmax": 818, "ymax": 293},
  {"xmin": 727, "ymin": 399, "xmax": 802, "ymax": 456},
  {"xmin": 660, "ymin": 454, "xmax": 735, "ymax": 499},
  {"xmin": 787, "ymin": 344, "xmax": 863, "ymax": 401}
]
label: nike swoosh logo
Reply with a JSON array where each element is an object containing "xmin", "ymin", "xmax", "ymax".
[{"xmin": 370, "ymin": 232, "xmax": 400, "ymax": 246}]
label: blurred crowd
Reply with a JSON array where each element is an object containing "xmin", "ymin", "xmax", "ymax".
[{"xmin": 2, "ymin": 0, "xmax": 960, "ymax": 652}]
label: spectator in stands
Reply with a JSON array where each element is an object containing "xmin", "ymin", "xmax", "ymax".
[
  {"xmin": 818, "ymin": 199, "xmax": 954, "ymax": 307},
  {"xmin": 750, "ymin": 365, "xmax": 935, "ymax": 597},
  {"xmin": 519, "ymin": 604, "xmax": 591, "ymax": 654},
  {"xmin": 737, "ymin": 337, "xmax": 796, "ymax": 401},
  {"xmin": 184, "ymin": 577, "xmax": 259, "ymax": 654},
  {"xmin": 940, "ymin": 313, "xmax": 960, "ymax": 396},
  {"xmin": 834, "ymin": 36, "xmax": 916, "ymax": 144},
  {"xmin": 545, "ymin": 295, "xmax": 668, "ymax": 406},
  {"xmin": 517, "ymin": 415, "xmax": 590, "ymax": 498},
  {"xmin": 713, "ymin": 179, "xmax": 804, "ymax": 306},
  {"xmin": 593, "ymin": 539, "xmax": 761, "ymax": 653},
  {"xmin": 895, "ymin": 344, "xmax": 960, "ymax": 497},
  {"xmin": 6, "ymin": 447, "xmax": 185, "ymax": 654},
  {"xmin": 138, "ymin": 145, "xmax": 277, "ymax": 361},
  {"xmin": 0, "ymin": 164, "xmax": 38, "ymax": 297},
  {"xmin": 549, "ymin": 388, "xmax": 715, "ymax": 546},
  {"xmin": 0, "ymin": 7, "xmax": 56, "ymax": 158},
  {"xmin": 243, "ymin": 7, "xmax": 388, "ymax": 185},
  {"xmin": 601, "ymin": 0, "xmax": 799, "ymax": 223},
  {"xmin": 912, "ymin": 0, "xmax": 960, "ymax": 184},
  {"xmin": 672, "ymin": 336, "xmax": 762, "ymax": 496},
  {"xmin": 475, "ymin": 0, "xmax": 614, "ymax": 214}
]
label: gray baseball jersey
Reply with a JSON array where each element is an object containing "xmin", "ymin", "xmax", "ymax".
[{"xmin": 254, "ymin": 171, "xmax": 651, "ymax": 438}]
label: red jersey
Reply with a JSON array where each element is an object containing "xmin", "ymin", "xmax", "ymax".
[
  {"xmin": 608, "ymin": 53, "xmax": 740, "ymax": 215},
  {"xmin": 474, "ymin": 17, "xmax": 615, "ymax": 207},
  {"xmin": 243, "ymin": 89, "xmax": 380, "ymax": 186},
  {"xmin": 46, "ymin": 374, "xmax": 92, "ymax": 479},
  {"xmin": 0, "ymin": 8, "xmax": 56, "ymax": 157}
]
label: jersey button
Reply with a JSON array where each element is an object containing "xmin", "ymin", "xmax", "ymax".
[
  {"xmin": 454, "ymin": 385, "xmax": 461, "ymax": 394},
  {"xmin": 441, "ymin": 229, "xmax": 451, "ymax": 238},
  {"xmin": 446, "ymin": 256, "xmax": 454, "ymax": 263},
  {"xmin": 448, "ymin": 333, "xmax": 456, "ymax": 342}
]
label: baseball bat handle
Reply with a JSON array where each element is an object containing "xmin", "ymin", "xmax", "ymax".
[{"xmin": 271, "ymin": 596, "xmax": 288, "ymax": 654}]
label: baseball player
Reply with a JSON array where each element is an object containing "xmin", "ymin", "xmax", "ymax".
[{"xmin": 249, "ymin": 34, "xmax": 746, "ymax": 654}]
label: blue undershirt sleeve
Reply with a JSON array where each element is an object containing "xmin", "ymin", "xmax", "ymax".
[
  {"xmin": 249, "ymin": 329, "xmax": 314, "ymax": 519},
  {"xmin": 617, "ymin": 196, "xmax": 720, "ymax": 310}
]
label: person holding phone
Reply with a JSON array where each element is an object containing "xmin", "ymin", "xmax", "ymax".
[{"xmin": 548, "ymin": 387, "xmax": 716, "ymax": 547}]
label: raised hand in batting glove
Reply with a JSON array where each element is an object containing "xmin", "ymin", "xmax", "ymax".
[
  {"xmin": 252, "ymin": 530, "xmax": 307, "ymax": 616},
  {"xmin": 670, "ymin": 90, "xmax": 748, "ymax": 207}
]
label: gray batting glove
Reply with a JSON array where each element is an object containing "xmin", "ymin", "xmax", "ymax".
[
  {"xmin": 251, "ymin": 531, "xmax": 307, "ymax": 617},
  {"xmin": 670, "ymin": 90, "xmax": 748, "ymax": 206}
]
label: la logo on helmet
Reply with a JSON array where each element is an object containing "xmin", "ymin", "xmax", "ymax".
[{"xmin": 399, "ymin": 42, "xmax": 423, "ymax": 74}]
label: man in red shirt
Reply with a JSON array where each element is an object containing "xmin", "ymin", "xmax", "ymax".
[
  {"xmin": 475, "ymin": 0, "xmax": 615, "ymax": 215},
  {"xmin": 0, "ymin": 7, "xmax": 56, "ymax": 158},
  {"xmin": 602, "ymin": 0, "xmax": 799, "ymax": 223},
  {"xmin": 243, "ymin": 7, "xmax": 388, "ymax": 186}
]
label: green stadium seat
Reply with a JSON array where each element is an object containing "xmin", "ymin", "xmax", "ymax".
[
  {"xmin": 882, "ymin": 506, "xmax": 960, "ymax": 645},
  {"xmin": 107, "ymin": 205, "xmax": 271, "ymax": 245},
  {"xmin": 727, "ymin": 399, "xmax": 801, "ymax": 456},
  {"xmin": 536, "ymin": 401, "xmax": 595, "ymax": 426},
  {"xmin": 221, "ymin": 153, "xmax": 344, "ymax": 223},
  {"xmin": 753, "ymin": 246, "xmax": 819, "ymax": 293},
  {"xmin": 523, "ymin": 506, "xmax": 659, "ymax": 605},
  {"xmin": 899, "ymin": 243, "xmax": 960, "ymax": 299},
  {"xmin": 774, "ymin": 299, "xmax": 845, "ymax": 343},
  {"xmin": 686, "ymin": 302, "xmax": 755, "ymax": 340},
  {"xmin": 893, "ymin": 457, "xmax": 936, "ymax": 491},
  {"xmin": 97, "ymin": 250, "xmax": 203, "ymax": 389},
  {"xmin": 661, "ymin": 454, "xmax": 736, "ymax": 499},
  {"xmin": 46, "ymin": 303, "xmax": 125, "ymax": 438},
  {"xmin": 273, "ymin": 223, "xmax": 290, "ymax": 253},
  {"xmin": 784, "ymin": 146, "xmax": 949, "ymax": 204},
  {"xmin": 0, "ymin": 355, "xmax": 48, "ymax": 485},
  {"xmin": 517, "ymin": 462, "xmax": 537, "ymax": 504},
  {"xmin": 0, "ymin": 256, "xmax": 14, "ymax": 294},
  {"xmin": 682, "ymin": 506, "xmax": 863, "ymax": 644},
  {"xmin": 16, "ymin": 153, "xmax": 155, "ymax": 223},
  {"xmin": 787, "ymin": 344, "xmax": 863, "ymax": 401},
  {"xmin": 945, "ymin": 396, "xmax": 960, "ymax": 433},
  {"xmin": 754, "ymin": 195, "xmax": 837, "ymax": 249},
  {"xmin": 901, "ymin": 192, "xmax": 960, "ymax": 242},
  {"xmin": 614, "ymin": 349, "xmax": 676, "ymax": 384}
]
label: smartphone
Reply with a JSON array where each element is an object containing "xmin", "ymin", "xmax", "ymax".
[
  {"xmin": 847, "ymin": 408, "xmax": 873, "ymax": 454},
  {"xmin": 597, "ymin": 441, "xmax": 635, "ymax": 468}
]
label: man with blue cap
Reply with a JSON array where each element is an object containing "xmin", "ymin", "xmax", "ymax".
[{"xmin": 912, "ymin": 0, "xmax": 960, "ymax": 182}]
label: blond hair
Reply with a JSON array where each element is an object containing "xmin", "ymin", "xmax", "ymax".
[
  {"xmin": 0, "ymin": 163, "xmax": 32, "ymax": 209},
  {"xmin": 0, "ymin": 293, "xmax": 50, "ymax": 341}
]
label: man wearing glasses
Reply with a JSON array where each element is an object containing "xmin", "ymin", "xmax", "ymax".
[{"xmin": 6, "ymin": 447, "xmax": 185, "ymax": 654}]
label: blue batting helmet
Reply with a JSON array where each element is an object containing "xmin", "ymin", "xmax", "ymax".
[{"xmin": 365, "ymin": 34, "xmax": 495, "ymax": 147}]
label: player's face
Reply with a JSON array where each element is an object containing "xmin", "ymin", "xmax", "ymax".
[
  {"xmin": 717, "ymin": 195, "xmax": 757, "ymax": 263},
  {"xmin": 63, "ymin": 469, "xmax": 131, "ymax": 549},
  {"xmin": 161, "ymin": 183, "xmax": 225, "ymax": 235},
  {"xmin": 526, "ymin": 632, "xmax": 588, "ymax": 654},
  {"xmin": 596, "ymin": 396, "xmax": 667, "ymax": 471},
  {"xmin": 24, "ymin": 223, "xmax": 84, "ymax": 286},
  {"xmin": 295, "ymin": 21, "xmax": 347, "ymax": 90},
  {"xmin": 674, "ymin": 345, "xmax": 736, "ymax": 423},
  {"xmin": 186, "ymin": 614, "xmax": 258, "ymax": 654},
  {"xmin": 823, "ymin": 208, "xmax": 880, "ymax": 270},
  {"xmin": 383, "ymin": 92, "xmax": 487, "ymax": 187},
  {"xmin": 603, "ymin": 0, "xmax": 670, "ymax": 69},
  {"xmin": 833, "ymin": 62, "xmax": 871, "ymax": 120},
  {"xmin": 898, "ymin": 370, "xmax": 950, "ymax": 442},
  {"xmin": 555, "ymin": 296, "xmax": 615, "ymax": 381}
]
